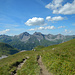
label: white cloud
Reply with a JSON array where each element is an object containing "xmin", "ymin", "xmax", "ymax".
[
  {"xmin": 45, "ymin": 0, "xmax": 63, "ymax": 9},
  {"xmin": 45, "ymin": 0, "xmax": 75, "ymax": 15},
  {"xmin": 45, "ymin": 26, "xmax": 55, "ymax": 29},
  {"xmin": 38, "ymin": 27, "xmax": 44, "ymax": 30},
  {"xmin": 65, "ymin": 29, "xmax": 72, "ymax": 33},
  {"xmin": 28, "ymin": 28, "xmax": 37, "ymax": 31},
  {"xmin": 65, "ymin": 29, "xmax": 67, "ymax": 32},
  {"xmin": 46, "ymin": 16, "xmax": 52, "ymax": 21},
  {"xmin": 46, "ymin": 16, "xmax": 64, "ymax": 21},
  {"xmin": 25, "ymin": 17, "xmax": 46, "ymax": 26},
  {"xmin": 0, "ymin": 29, "xmax": 10, "ymax": 35},
  {"xmin": 29, "ymin": 26, "xmax": 55, "ymax": 31},
  {"xmin": 52, "ymin": 16, "xmax": 64, "ymax": 21},
  {"xmin": 58, "ymin": 26, "xmax": 65, "ymax": 29}
]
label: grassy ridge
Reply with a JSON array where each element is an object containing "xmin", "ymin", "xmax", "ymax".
[
  {"xmin": 41, "ymin": 39, "xmax": 75, "ymax": 75},
  {"xmin": 0, "ymin": 51, "xmax": 40, "ymax": 75},
  {"xmin": 0, "ymin": 39, "xmax": 75, "ymax": 75}
]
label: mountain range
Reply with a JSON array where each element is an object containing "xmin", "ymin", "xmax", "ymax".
[{"xmin": 0, "ymin": 32, "xmax": 75, "ymax": 50}]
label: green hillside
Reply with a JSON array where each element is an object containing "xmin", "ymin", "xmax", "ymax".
[
  {"xmin": 0, "ymin": 39, "xmax": 75, "ymax": 75},
  {"xmin": 0, "ymin": 42, "xmax": 19, "ymax": 56},
  {"xmin": 41, "ymin": 39, "xmax": 75, "ymax": 75}
]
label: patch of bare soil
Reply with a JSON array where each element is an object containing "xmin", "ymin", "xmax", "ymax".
[{"xmin": 37, "ymin": 56, "xmax": 53, "ymax": 75}]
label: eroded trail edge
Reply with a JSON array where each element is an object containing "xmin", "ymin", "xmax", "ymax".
[
  {"xmin": 37, "ymin": 55, "xmax": 53, "ymax": 75},
  {"xmin": 11, "ymin": 56, "xmax": 29, "ymax": 75}
]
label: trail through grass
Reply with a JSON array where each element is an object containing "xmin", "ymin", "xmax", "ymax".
[{"xmin": 37, "ymin": 55, "xmax": 53, "ymax": 75}]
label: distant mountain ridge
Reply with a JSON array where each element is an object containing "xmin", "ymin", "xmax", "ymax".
[
  {"xmin": 15, "ymin": 32, "xmax": 30, "ymax": 42},
  {"xmin": 0, "ymin": 32, "xmax": 75, "ymax": 50},
  {"xmin": 16, "ymin": 32, "xmax": 75, "ymax": 43}
]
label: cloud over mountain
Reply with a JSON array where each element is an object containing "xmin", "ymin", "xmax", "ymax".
[
  {"xmin": 58, "ymin": 26, "xmax": 65, "ymax": 29},
  {"xmin": 46, "ymin": 16, "xmax": 64, "ymax": 21},
  {"xmin": 25, "ymin": 17, "xmax": 46, "ymax": 26},
  {"xmin": 29, "ymin": 26, "xmax": 55, "ymax": 31},
  {"xmin": 0, "ymin": 29, "xmax": 10, "ymax": 35},
  {"xmin": 65, "ymin": 29, "xmax": 72, "ymax": 33}
]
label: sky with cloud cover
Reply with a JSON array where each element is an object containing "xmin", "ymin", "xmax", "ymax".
[{"xmin": 0, "ymin": 0, "xmax": 75, "ymax": 35}]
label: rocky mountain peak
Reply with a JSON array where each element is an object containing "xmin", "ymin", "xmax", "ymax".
[
  {"xmin": 20, "ymin": 32, "xmax": 30, "ymax": 36},
  {"xmin": 33, "ymin": 32, "xmax": 43, "ymax": 35},
  {"xmin": 16, "ymin": 32, "xmax": 30, "ymax": 42},
  {"xmin": 33, "ymin": 32, "xmax": 45, "ymax": 40}
]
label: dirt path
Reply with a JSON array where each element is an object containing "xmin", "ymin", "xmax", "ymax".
[
  {"xmin": 11, "ymin": 56, "xmax": 29, "ymax": 75},
  {"xmin": 37, "ymin": 56, "xmax": 53, "ymax": 75}
]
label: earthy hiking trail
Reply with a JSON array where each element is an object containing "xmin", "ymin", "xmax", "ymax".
[
  {"xmin": 11, "ymin": 56, "xmax": 29, "ymax": 75},
  {"xmin": 37, "ymin": 56, "xmax": 53, "ymax": 75}
]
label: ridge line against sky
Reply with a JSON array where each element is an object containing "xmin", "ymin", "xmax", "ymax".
[{"xmin": 0, "ymin": 0, "xmax": 75, "ymax": 35}]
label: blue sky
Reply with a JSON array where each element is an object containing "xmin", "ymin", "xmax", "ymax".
[{"xmin": 0, "ymin": 0, "xmax": 75, "ymax": 35}]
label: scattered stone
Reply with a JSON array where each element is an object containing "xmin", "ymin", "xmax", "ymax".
[
  {"xmin": 52, "ymin": 48, "xmax": 55, "ymax": 50},
  {"xmin": 0, "ymin": 55, "xmax": 8, "ymax": 60}
]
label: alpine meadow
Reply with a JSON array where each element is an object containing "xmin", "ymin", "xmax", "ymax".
[{"xmin": 0, "ymin": 0, "xmax": 75, "ymax": 75}]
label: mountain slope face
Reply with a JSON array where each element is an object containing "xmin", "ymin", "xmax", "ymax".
[
  {"xmin": 15, "ymin": 32, "xmax": 30, "ymax": 42},
  {"xmin": 0, "ymin": 32, "xmax": 75, "ymax": 50},
  {"xmin": 40, "ymin": 38, "xmax": 75, "ymax": 75},
  {"xmin": 0, "ymin": 42, "xmax": 19, "ymax": 56},
  {"xmin": 17, "ymin": 32, "xmax": 75, "ymax": 43}
]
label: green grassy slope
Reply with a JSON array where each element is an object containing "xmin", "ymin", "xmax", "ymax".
[
  {"xmin": 0, "ymin": 39, "xmax": 75, "ymax": 75},
  {"xmin": 0, "ymin": 42, "xmax": 19, "ymax": 56},
  {"xmin": 41, "ymin": 39, "xmax": 75, "ymax": 75},
  {"xmin": 0, "ymin": 51, "xmax": 40, "ymax": 75}
]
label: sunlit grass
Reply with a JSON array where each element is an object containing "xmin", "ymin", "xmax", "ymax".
[{"xmin": 0, "ymin": 39, "xmax": 75, "ymax": 75}]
